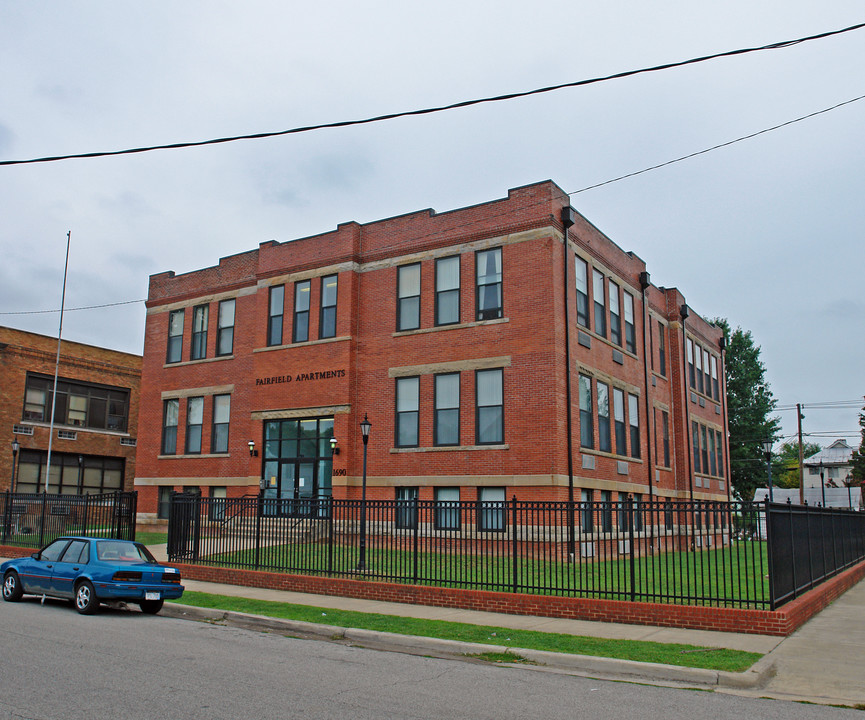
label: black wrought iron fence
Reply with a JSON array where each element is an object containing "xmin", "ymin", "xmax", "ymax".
[
  {"xmin": 169, "ymin": 494, "xmax": 816, "ymax": 608},
  {"xmin": 1, "ymin": 491, "xmax": 137, "ymax": 548}
]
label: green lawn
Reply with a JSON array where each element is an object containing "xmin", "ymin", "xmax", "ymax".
[
  {"xmin": 195, "ymin": 540, "xmax": 770, "ymax": 607},
  {"xmin": 173, "ymin": 590, "xmax": 763, "ymax": 673}
]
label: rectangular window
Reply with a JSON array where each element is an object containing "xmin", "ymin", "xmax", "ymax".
[
  {"xmin": 701, "ymin": 425, "xmax": 709, "ymax": 474},
  {"xmin": 716, "ymin": 429, "xmax": 724, "ymax": 477},
  {"xmin": 658, "ymin": 323, "xmax": 666, "ymax": 377},
  {"xmin": 217, "ymin": 299, "xmax": 235, "ymax": 356},
  {"xmin": 186, "ymin": 397, "xmax": 204, "ymax": 454},
  {"xmin": 162, "ymin": 399, "xmax": 179, "ymax": 455},
  {"xmin": 478, "ymin": 487, "xmax": 505, "ymax": 532},
  {"xmin": 166, "ymin": 309, "xmax": 184, "ymax": 364},
  {"xmin": 600, "ymin": 490, "xmax": 613, "ymax": 533},
  {"xmin": 597, "ymin": 382, "xmax": 611, "ymax": 453},
  {"xmin": 662, "ymin": 411, "xmax": 670, "ymax": 467},
  {"xmin": 267, "ymin": 285, "xmax": 284, "ymax": 346},
  {"xmin": 434, "ymin": 373, "xmax": 460, "ymax": 446},
  {"xmin": 695, "ymin": 344, "xmax": 704, "ymax": 394},
  {"xmin": 395, "ymin": 486, "xmax": 419, "ymax": 529},
  {"xmin": 687, "ymin": 338, "xmax": 695, "ymax": 388},
  {"xmin": 575, "ymin": 257, "xmax": 589, "ymax": 328},
  {"xmin": 703, "ymin": 349, "xmax": 711, "ymax": 397},
  {"xmin": 211, "ymin": 394, "xmax": 230, "ymax": 454},
  {"xmin": 623, "ymin": 291, "xmax": 636, "ymax": 354},
  {"xmin": 293, "ymin": 281, "xmax": 311, "ymax": 342},
  {"xmin": 580, "ymin": 489, "xmax": 593, "ymax": 533},
  {"xmin": 592, "ymin": 269, "xmax": 606, "ymax": 337},
  {"xmin": 397, "ymin": 263, "xmax": 421, "ymax": 331},
  {"xmin": 395, "ymin": 377, "xmax": 419, "ymax": 447},
  {"xmin": 435, "ymin": 255, "xmax": 460, "ymax": 326},
  {"xmin": 434, "ymin": 487, "xmax": 461, "ymax": 531},
  {"xmin": 628, "ymin": 393, "xmax": 640, "ymax": 459},
  {"xmin": 191, "ymin": 304, "xmax": 208, "ymax": 360},
  {"xmin": 476, "ymin": 248, "xmax": 503, "ymax": 320},
  {"xmin": 609, "ymin": 281, "xmax": 621, "ymax": 346},
  {"xmin": 613, "ymin": 388, "xmax": 626, "ymax": 456},
  {"xmin": 711, "ymin": 356, "xmax": 719, "ymax": 400},
  {"xmin": 708, "ymin": 428, "xmax": 717, "ymax": 476},
  {"xmin": 579, "ymin": 374, "xmax": 594, "ymax": 449},
  {"xmin": 23, "ymin": 373, "xmax": 128, "ymax": 432},
  {"xmin": 319, "ymin": 275, "xmax": 338, "ymax": 339},
  {"xmin": 67, "ymin": 394, "xmax": 87, "ymax": 426},
  {"xmin": 476, "ymin": 368, "xmax": 503, "ymax": 444},
  {"xmin": 692, "ymin": 421, "xmax": 701, "ymax": 473},
  {"xmin": 157, "ymin": 487, "xmax": 173, "ymax": 520}
]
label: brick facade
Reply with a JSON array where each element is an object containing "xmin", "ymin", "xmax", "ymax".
[
  {"xmin": 136, "ymin": 180, "xmax": 728, "ymax": 517},
  {"xmin": 0, "ymin": 326, "xmax": 141, "ymax": 493}
]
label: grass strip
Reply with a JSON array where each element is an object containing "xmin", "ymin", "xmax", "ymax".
[{"xmin": 174, "ymin": 590, "xmax": 761, "ymax": 673}]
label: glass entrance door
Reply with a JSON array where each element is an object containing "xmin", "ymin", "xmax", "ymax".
[{"xmin": 262, "ymin": 417, "xmax": 333, "ymax": 517}]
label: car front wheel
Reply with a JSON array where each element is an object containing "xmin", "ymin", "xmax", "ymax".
[
  {"xmin": 139, "ymin": 599, "xmax": 164, "ymax": 614},
  {"xmin": 74, "ymin": 581, "xmax": 99, "ymax": 614},
  {"xmin": 3, "ymin": 571, "xmax": 23, "ymax": 602}
]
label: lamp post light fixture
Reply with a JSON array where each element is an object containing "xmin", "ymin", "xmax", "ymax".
[
  {"xmin": 358, "ymin": 414, "xmax": 371, "ymax": 571},
  {"xmin": 11, "ymin": 439, "xmax": 20, "ymax": 493},
  {"xmin": 248, "ymin": 440, "xmax": 258, "ymax": 457},
  {"xmin": 762, "ymin": 438, "xmax": 774, "ymax": 502},
  {"xmin": 329, "ymin": 437, "xmax": 339, "ymax": 455}
]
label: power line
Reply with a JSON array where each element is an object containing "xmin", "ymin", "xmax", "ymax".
[
  {"xmin": 0, "ymin": 298, "xmax": 146, "ymax": 316},
  {"xmin": 2, "ymin": 21, "xmax": 863, "ymax": 168}
]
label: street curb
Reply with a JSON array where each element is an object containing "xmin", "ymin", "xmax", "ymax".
[{"xmin": 162, "ymin": 603, "xmax": 774, "ymax": 689}]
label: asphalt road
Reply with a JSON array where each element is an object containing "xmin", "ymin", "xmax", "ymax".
[{"xmin": 0, "ymin": 598, "xmax": 858, "ymax": 720}]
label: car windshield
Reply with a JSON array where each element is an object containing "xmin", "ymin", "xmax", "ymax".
[{"xmin": 95, "ymin": 541, "xmax": 157, "ymax": 564}]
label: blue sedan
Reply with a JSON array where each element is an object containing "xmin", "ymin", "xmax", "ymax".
[{"xmin": 1, "ymin": 536, "xmax": 184, "ymax": 614}]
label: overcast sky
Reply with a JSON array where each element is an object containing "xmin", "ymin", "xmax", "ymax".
[{"xmin": 1, "ymin": 1, "xmax": 862, "ymax": 450}]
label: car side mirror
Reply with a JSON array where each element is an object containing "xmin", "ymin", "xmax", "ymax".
[{"xmin": 31, "ymin": 552, "xmax": 39, "ymax": 560}]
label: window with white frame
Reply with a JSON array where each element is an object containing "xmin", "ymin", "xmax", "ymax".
[
  {"xmin": 476, "ymin": 368, "xmax": 503, "ymax": 444},
  {"xmin": 579, "ymin": 374, "xmax": 594, "ymax": 449},
  {"xmin": 191, "ymin": 304, "xmax": 208, "ymax": 360},
  {"xmin": 319, "ymin": 275, "xmax": 338, "ymax": 339},
  {"xmin": 476, "ymin": 248, "xmax": 503, "ymax": 320},
  {"xmin": 435, "ymin": 255, "xmax": 460, "ymax": 326},
  {"xmin": 597, "ymin": 382, "xmax": 611, "ymax": 453},
  {"xmin": 592, "ymin": 269, "xmax": 606, "ymax": 337},
  {"xmin": 623, "ymin": 292, "xmax": 636, "ymax": 354},
  {"xmin": 395, "ymin": 377, "xmax": 419, "ymax": 447},
  {"xmin": 268, "ymin": 285, "xmax": 284, "ymax": 346},
  {"xmin": 628, "ymin": 393, "xmax": 640, "ymax": 459},
  {"xmin": 575, "ymin": 257, "xmax": 589, "ymax": 329},
  {"xmin": 434, "ymin": 373, "xmax": 460, "ymax": 446},
  {"xmin": 434, "ymin": 487, "xmax": 461, "ymax": 530},
  {"xmin": 186, "ymin": 397, "xmax": 204, "ymax": 454},
  {"xmin": 167, "ymin": 309, "xmax": 184, "ymax": 364},
  {"xmin": 217, "ymin": 299, "xmax": 235, "ymax": 356},
  {"xmin": 293, "ymin": 281, "xmax": 311, "ymax": 342},
  {"xmin": 613, "ymin": 388, "xmax": 626, "ymax": 455},
  {"xmin": 478, "ymin": 486, "xmax": 505, "ymax": 532},
  {"xmin": 609, "ymin": 281, "xmax": 621, "ymax": 346},
  {"xmin": 162, "ymin": 399, "xmax": 179, "ymax": 455},
  {"xmin": 397, "ymin": 263, "xmax": 421, "ymax": 331},
  {"xmin": 211, "ymin": 394, "xmax": 230, "ymax": 454}
]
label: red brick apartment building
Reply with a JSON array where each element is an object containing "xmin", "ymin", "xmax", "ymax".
[
  {"xmin": 1, "ymin": 326, "xmax": 141, "ymax": 494},
  {"xmin": 135, "ymin": 180, "xmax": 729, "ymax": 521}
]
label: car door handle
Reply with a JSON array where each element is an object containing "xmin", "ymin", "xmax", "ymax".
[{"xmin": 72, "ymin": 567, "xmax": 80, "ymax": 571}]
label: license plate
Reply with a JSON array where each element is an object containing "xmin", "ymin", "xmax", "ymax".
[{"xmin": 145, "ymin": 592, "xmax": 161, "ymax": 600}]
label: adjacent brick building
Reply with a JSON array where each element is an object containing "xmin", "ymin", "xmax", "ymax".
[
  {"xmin": 135, "ymin": 180, "xmax": 729, "ymax": 521},
  {"xmin": 0, "ymin": 326, "xmax": 141, "ymax": 494}
]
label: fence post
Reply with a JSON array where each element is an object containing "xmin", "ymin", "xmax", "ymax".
[
  {"xmin": 412, "ymin": 497, "xmax": 420, "ymax": 585},
  {"xmin": 254, "ymin": 494, "xmax": 263, "ymax": 570},
  {"xmin": 628, "ymin": 494, "xmax": 636, "ymax": 602},
  {"xmin": 765, "ymin": 499, "xmax": 777, "ymax": 610},
  {"xmin": 327, "ymin": 497, "xmax": 334, "ymax": 576},
  {"xmin": 38, "ymin": 492, "xmax": 47, "ymax": 548},
  {"xmin": 2, "ymin": 490, "xmax": 10, "ymax": 544},
  {"xmin": 511, "ymin": 495, "xmax": 518, "ymax": 594}
]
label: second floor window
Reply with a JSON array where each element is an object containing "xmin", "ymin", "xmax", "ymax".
[
  {"xmin": 217, "ymin": 299, "xmax": 235, "ymax": 356},
  {"xmin": 186, "ymin": 397, "xmax": 204, "ymax": 454},
  {"xmin": 162, "ymin": 399, "xmax": 179, "ymax": 455},
  {"xmin": 191, "ymin": 305, "xmax": 208, "ymax": 360},
  {"xmin": 434, "ymin": 373, "xmax": 460, "ymax": 446},
  {"xmin": 476, "ymin": 248, "xmax": 502, "ymax": 320},
  {"xmin": 212, "ymin": 394, "xmax": 231, "ymax": 453},
  {"xmin": 166, "ymin": 309, "xmax": 184, "ymax": 363},
  {"xmin": 320, "ymin": 275, "xmax": 338, "ymax": 339},
  {"xmin": 597, "ymin": 382, "xmax": 611, "ymax": 453},
  {"xmin": 579, "ymin": 374, "xmax": 593, "ymax": 449},
  {"xmin": 593, "ymin": 270, "xmax": 606, "ymax": 337},
  {"xmin": 435, "ymin": 256, "xmax": 460, "ymax": 326},
  {"xmin": 613, "ymin": 388, "xmax": 626, "ymax": 455},
  {"xmin": 628, "ymin": 393, "xmax": 640, "ymax": 459},
  {"xmin": 609, "ymin": 282, "xmax": 621, "ymax": 346},
  {"xmin": 395, "ymin": 377, "xmax": 419, "ymax": 447},
  {"xmin": 293, "ymin": 281, "xmax": 311, "ymax": 342},
  {"xmin": 268, "ymin": 285, "xmax": 284, "ymax": 346},
  {"xmin": 624, "ymin": 292, "xmax": 636, "ymax": 354},
  {"xmin": 23, "ymin": 373, "xmax": 129, "ymax": 432},
  {"xmin": 476, "ymin": 368, "xmax": 503, "ymax": 444},
  {"xmin": 397, "ymin": 264, "xmax": 420, "ymax": 331},
  {"xmin": 658, "ymin": 323, "xmax": 667, "ymax": 376}
]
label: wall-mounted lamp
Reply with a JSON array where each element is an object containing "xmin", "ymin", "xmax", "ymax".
[
  {"xmin": 248, "ymin": 440, "xmax": 258, "ymax": 457},
  {"xmin": 329, "ymin": 437, "xmax": 339, "ymax": 455}
]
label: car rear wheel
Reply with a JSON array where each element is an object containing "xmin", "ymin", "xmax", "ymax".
[
  {"xmin": 139, "ymin": 599, "xmax": 164, "ymax": 614},
  {"xmin": 3, "ymin": 571, "xmax": 23, "ymax": 602},
  {"xmin": 74, "ymin": 581, "xmax": 99, "ymax": 614}
]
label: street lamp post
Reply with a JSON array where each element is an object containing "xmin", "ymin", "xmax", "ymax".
[
  {"xmin": 358, "ymin": 414, "xmax": 371, "ymax": 571},
  {"xmin": 762, "ymin": 438, "xmax": 774, "ymax": 502},
  {"xmin": 819, "ymin": 460, "xmax": 826, "ymax": 507},
  {"xmin": 11, "ymin": 439, "xmax": 20, "ymax": 493},
  {"xmin": 846, "ymin": 473, "xmax": 853, "ymax": 510}
]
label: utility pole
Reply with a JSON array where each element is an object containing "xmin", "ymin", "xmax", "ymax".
[{"xmin": 797, "ymin": 403, "xmax": 805, "ymax": 505}]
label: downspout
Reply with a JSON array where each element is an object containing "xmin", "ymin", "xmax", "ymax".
[
  {"xmin": 561, "ymin": 207, "xmax": 577, "ymax": 562},
  {"xmin": 680, "ymin": 304, "xmax": 694, "ymax": 503},
  {"xmin": 719, "ymin": 335, "xmax": 732, "ymax": 503},
  {"xmin": 639, "ymin": 271, "xmax": 655, "ymax": 549}
]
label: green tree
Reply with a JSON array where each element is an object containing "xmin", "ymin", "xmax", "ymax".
[
  {"xmin": 850, "ymin": 404, "xmax": 865, "ymax": 484},
  {"xmin": 773, "ymin": 441, "xmax": 820, "ymax": 489},
  {"xmin": 714, "ymin": 318, "xmax": 780, "ymax": 501}
]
